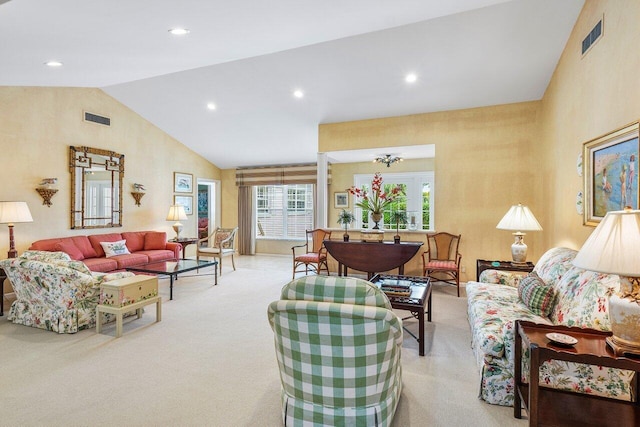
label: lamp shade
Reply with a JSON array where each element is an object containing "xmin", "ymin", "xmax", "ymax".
[
  {"xmin": 573, "ymin": 209, "xmax": 640, "ymax": 277},
  {"xmin": 496, "ymin": 204, "xmax": 542, "ymax": 231},
  {"xmin": 166, "ymin": 205, "xmax": 187, "ymax": 221},
  {"xmin": 0, "ymin": 201, "xmax": 33, "ymax": 224}
]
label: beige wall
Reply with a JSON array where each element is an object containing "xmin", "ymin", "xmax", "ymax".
[
  {"xmin": 0, "ymin": 87, "xmax": 220, "ymax": 258},
  {"xmin": 8, "ymin": 2, "xmax": 636, "ymax": 281},
  {"xmin": 539, "ymin": 0, "xmax": 640, "ymax": 249},
  {"xmin": 319, "ymin": 102, "xmax": 543, "ymax": 279}
]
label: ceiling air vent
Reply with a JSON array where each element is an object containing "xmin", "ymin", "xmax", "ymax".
[
  {"xmin": 582, "ymin": 17, "xmax": 603, "ymax": 56},
  {"xmin": 84, "ymin": 111, "xmax": 111, "ymax": 126}
]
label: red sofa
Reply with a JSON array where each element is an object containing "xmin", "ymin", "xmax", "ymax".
[{"xmin": 29, "ymin": 231, "xmax": 181, "ymax": 272}]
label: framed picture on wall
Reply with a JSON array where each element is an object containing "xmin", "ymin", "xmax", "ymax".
[
  {"xmin": 174, "ymin": 172, "xmax": 193, "ymax": 193},
  {"xmin": 334, "ymin": 192, "xmax": 348, "ymax": 208},
  {"xmin": 583, "ymin": 122, "xmax": 639, "ymax": 226},
  {"xmin": 174, "ymin": 195, "xmax": 193, "ymax": 215}
]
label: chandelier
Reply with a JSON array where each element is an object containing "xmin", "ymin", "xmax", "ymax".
[{"xmin": 374, "ymin": 154, "xmax": 402, "ymax": 168}]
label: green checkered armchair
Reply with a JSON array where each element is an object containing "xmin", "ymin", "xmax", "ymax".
[{"xmin": 268, "ymin": 276, "xmax": 403, "ymax": 427}]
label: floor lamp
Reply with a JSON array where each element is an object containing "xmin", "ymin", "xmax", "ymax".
[{"xmin": 0, "ymin": 201, "xmax": 34, "ymax": 258}]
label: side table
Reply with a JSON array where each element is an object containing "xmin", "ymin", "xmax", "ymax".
[
  {"xmin": 514, "ymin": 320, "xmax": 640, "ymax": 426},
  {"xmin": 96, "ymin": 275, "xmax": 162, "ymax": 338},
  {"xmin": 476, "ymin": 259, "xmax": 534, "ymax": 281},
  {"xmin": 370, "ymin": 274, "xmax": 432, "ymax": 356},
  {"xmin": 170, "ymin": 237, "xmax": 199, "ymax": 259}
]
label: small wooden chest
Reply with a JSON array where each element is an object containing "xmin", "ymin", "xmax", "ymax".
[{"xmin": 100, "ymin": 275, "xmax": 158, "ymax": 308}]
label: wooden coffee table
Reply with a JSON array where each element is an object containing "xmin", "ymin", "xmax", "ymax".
[
  {"xmin": 126, "ymin": 259, "xmax": 217, "ymax": 300},
  {"xmin": 370, "ymin": 274, "xmax": 432, "ymax": 356}
]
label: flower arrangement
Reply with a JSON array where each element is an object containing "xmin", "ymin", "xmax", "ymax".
[{"xmin": 347, "ymin": 172, "xmax": 404, "ymax": 229}]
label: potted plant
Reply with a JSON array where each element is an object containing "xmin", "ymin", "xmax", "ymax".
[
  {"xmin": 390, "ymin": 210, "xmax": 408, "ymax": 243},
  {"xmin": 337, "ymin": 209, "xmax": 355, "ymax": 241}
]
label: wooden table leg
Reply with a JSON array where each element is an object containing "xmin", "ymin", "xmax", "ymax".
[
  {"xmin": 514, "ymin": 324, "xmax": 523, "ymax": 419},
  {"xmin": 418, "ymin": 308, "xmax": 425, "ymax": 356}
]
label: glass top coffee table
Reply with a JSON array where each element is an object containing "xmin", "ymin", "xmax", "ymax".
[{"xmin": 126, "ymin": 259, "xmax": 217, "ymax": 300}]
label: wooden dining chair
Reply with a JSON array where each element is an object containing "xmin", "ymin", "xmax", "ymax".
[
  {"xmin": 422, "ymin": 232, "xmax": 462, "ymax": 297},
  {"xmin": 291, "ymin": 229, "xmax": 331, "ymax": 279}
]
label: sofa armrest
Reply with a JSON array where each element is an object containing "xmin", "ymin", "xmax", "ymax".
[
  {"xmin": 165, "ymin": 242, "xmax": 182, "ymax": 259},
  {"xmin": 479, "ymin": 269, "xmax": 523, "ymax": 288}
]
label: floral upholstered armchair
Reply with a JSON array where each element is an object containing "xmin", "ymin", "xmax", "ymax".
[
  {"xmin": 0, "ymin": 251, "xmax": 133, "ymax": 333},
  {"xmin": 268, "ymin": 276, "xmax": 403, "ymax": 427}
]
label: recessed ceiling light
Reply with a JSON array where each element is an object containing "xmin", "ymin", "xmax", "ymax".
[
  {"xmin": 206, "ymin": 102, "xmax": 216, "ymax": 110},
  {"xmin": 405, "ymin": 73, "xmax": 417, "ymax": 83},
  {"xmin": 45, "ymin": 61, "xmax": 63, "ymax": 67},
  {"xmin": 169, "ymin": 28, "xmax": 190, "ymax": 35},
  {"xmin": 293, "ymin": 90, "xmax": 304, "ymax": 99}
]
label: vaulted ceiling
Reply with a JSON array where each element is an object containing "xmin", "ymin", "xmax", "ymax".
[{"xmin": 1, "ymin": 0, "xmax": 584, "ymax": 168}]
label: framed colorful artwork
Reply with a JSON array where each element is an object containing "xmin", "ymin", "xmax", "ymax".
[
  {"xmin": 583, "ymin": 122, "xmax": 639, "ymax": 226},
  {"xmin": 174, "ymin": 172, "xmax": 193, "ymax": 193}
]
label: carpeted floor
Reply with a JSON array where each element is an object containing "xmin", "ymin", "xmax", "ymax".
[{"xmin": 0, "ymin": 255, "xmax": 525, "ymax": 426}]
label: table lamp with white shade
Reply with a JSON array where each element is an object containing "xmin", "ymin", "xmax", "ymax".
[
  {"xmin": 496, "ymin": 203, "xmax": 543, "ymax": 265},
  {"xmin": 572, "ymin": 208, "xmax": 640, "ymax": 355},
  {"xmin": 166, "ymin": 205, "xmax": 187, "ymax": 240},
  {"xmin": 0, "ymin": 201, "xmax": 34, "ymax": 258}
]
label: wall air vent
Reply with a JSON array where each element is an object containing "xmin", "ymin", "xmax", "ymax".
[
  {"xmin": 582, "ymin": 17, "xmax": 603, "ymax": 56},
  {"xmin": 84, "ymin": 111, "xmax": 111, "ymax": 126}
]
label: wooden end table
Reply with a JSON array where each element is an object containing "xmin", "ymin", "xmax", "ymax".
[
  {"xmin": 476, "ymin": 259, "xmax": 534, "ymax": 281},
  {"xmin": 514, "ymin": 320, "xmax": 640, "ymax": 426},
  {"xmin": 170, "ymin": 237, "xmax": 199, "ymax": 259},
  {"xmin": 370, "ymin": 274, "xmax": 432, "ymax": 356}
]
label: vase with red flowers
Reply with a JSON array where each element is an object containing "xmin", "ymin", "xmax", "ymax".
[{"xmin": 347, "ymin": 172, "xmax": 404, "ymax": 229}]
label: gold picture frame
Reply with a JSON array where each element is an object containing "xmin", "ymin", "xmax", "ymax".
[
  {"xmin": 583, "ymin": 122, "xmax": 639, "ymax": 226},
  {"xmin": 334, "ymin": 192, "xmax": 348, "ymax": 208},
  {"xmin": 174, "ymin": 195, "xmax": 193, "ymax": 215},
  {"xmin": 174, "ymin": 172, "xmax": 193, "ymax": 193}
]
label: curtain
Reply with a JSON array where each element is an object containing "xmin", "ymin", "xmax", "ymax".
[
  {"xmin": 238, "ymin": 185, "xmax": 255, "ymax": 255},
  {"xmin": 235, "ymin": 163, "xmax": 331, "ymax": 186}
]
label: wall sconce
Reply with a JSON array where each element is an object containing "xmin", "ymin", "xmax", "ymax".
[
  {"xmin": 36, "ymin": 178, "xmax": 58, "ymax": 207},
  {"xmin": 374, "ymin": 154, "xmax": 403, "ymax": 168},
  {"xmin": 131, "ymin": 183, "xmax": 146, "ymax": 207}
]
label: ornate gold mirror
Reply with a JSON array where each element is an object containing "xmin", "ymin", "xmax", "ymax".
[{"xmin": 69, "ymin": 146, "xmax": 124, "ymax": 229}]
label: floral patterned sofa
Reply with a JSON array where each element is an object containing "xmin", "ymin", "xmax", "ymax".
[
  {"xmin": 466, "ymin": 247, "xmax": 635, "ymax": 406},
  {"xmin": 0, "ymin": 251, "xmax": 134, "ymax": 333}
]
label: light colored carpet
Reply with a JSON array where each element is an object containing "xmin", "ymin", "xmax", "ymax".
[{"xmin": 0, "ymin": 255, "xmax": 525, "ymax": 426}]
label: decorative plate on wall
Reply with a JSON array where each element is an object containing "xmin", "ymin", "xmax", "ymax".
[
  {"xmin": 576, "ymin": 191, "xmax": 584, "ymax": 215},
  {"xmin": 577, "ymin": 153, "xmax": 583, "ymax": 177}
]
